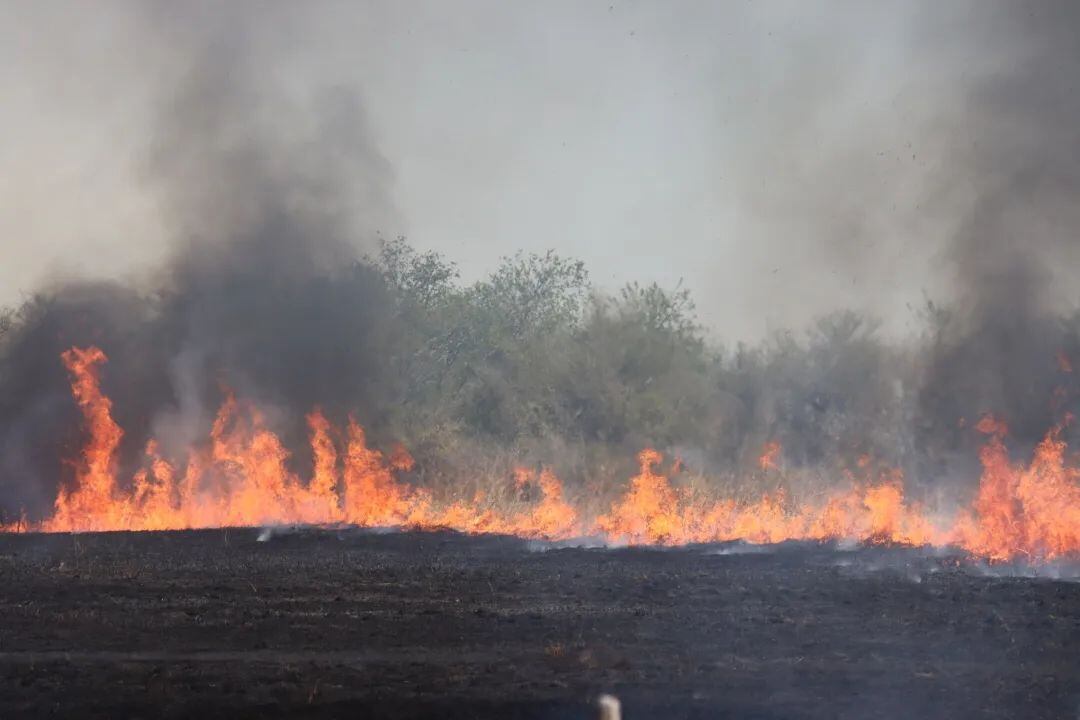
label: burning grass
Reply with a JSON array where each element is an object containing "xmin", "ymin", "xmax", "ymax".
[{"xmin": 4, "ymin": 346, "xmax": 1080, "ymax": 564}]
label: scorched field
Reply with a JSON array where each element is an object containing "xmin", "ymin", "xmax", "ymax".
[{"xmin": 0, "ymin": 528, "xmax": 1077, "ymax": 719}]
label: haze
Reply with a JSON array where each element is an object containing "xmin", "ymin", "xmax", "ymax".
[{"xmin": 1, "ymin": 1, "xmax": 1076, "ymax": 341}]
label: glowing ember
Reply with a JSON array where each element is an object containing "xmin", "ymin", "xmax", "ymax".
[{"xmin": 5, "ymin": 346, "xmax": 1080, "ymax": 562}]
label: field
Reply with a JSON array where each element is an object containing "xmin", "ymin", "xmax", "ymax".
[{"xmin": 0, "ymin": 528, "xmax": 1078, "ymax": 719}]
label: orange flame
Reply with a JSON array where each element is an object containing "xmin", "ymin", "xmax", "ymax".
[
  {"xmin": 758, "ymin": 441, "xmax": 782, "ymax": 471},
  {"xmin": 954, "ymin": 416, "xmax": 1080, "ymax": 561},
  {"xmin": 597, "ymin": 449, "xmax": 685, "ymax": 545},
  {"xmin": 5, "ymin": 347, "xmax": 1080, "ymax": 562},
  {"xmin": 46, "ymin": 347, "xmax": 125, "ymax": 532}
]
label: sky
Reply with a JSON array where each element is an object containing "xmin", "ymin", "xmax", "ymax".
[{"xmin": 0, "ymin": 1, "xmax": 1070, "ymax": 342}]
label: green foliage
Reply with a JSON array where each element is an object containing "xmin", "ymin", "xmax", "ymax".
[
  {"xmin": 616, "ymin": 280, "xmax": 700, "ymax": 342},
  {"xmin": 376, "ymin": 236, "xmax": 459, "ymax": 311},
  {"xmin": 0, "ymin": 237, "xmax": 928, "ymax": 497},
  {"xmin": 356, "ymin": 240, "xmax": 914, "ymax": 478},
  {"xmin": 468, "ymin": 250, "xmax": 589, "ymax": 341},
  {"xmin": 0, "ymin": 307, "xmax": 11, "ymax": 343}
]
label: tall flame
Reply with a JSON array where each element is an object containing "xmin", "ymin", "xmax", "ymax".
[
  {"xmin": 4, "ymin": 347, "xmax": 1079, "ymax": 562},
  {"xmin": 47, "ymin": 347, "xmax": 125, "ymax": 532}
]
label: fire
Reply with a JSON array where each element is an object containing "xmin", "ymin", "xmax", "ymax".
[
  {"xmin": 954, "ymin": 416, "xmax": 1080, "ymax": 561},
  {"xmin": 47, "ymin": 347, "xmax": 125, "ymax": 532},
  {"xmin": 1058, "ymin": 350, "xmax": 1073, "ymax": 374},
  {"xmin": 758, "ymin": 441, "xmax": 782, "ymax": 471},
  {"xmin": 597, "ymin": 449, "xmax": 684, "ymax": 544},
  {"xmin": 5, "ymin": 346, "xmax": 1080, "ymax": 562}
]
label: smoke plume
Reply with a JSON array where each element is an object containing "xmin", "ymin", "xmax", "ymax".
[
  {"xmin": 0, "ymin": 3, "xmax": 400, "ymax": 515},
  {"xmin": 2, "ymin": 2, "xmax": 1080, "ymax": 517},
  {"xmin": 913, "ymin": 1, "xmax": 1080, "ymax": 483}
]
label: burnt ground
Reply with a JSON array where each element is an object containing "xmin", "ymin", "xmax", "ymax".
[{"xmin": 0, "ymin": 529, "xmax": 1078, "ymax": 720}]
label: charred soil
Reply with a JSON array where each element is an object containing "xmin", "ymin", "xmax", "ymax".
[{"xmin": 0, "ymin": 529, "xmax": 1077, "ymax": 719}]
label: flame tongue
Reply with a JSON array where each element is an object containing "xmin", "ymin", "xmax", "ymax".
[
  {"xmin": 956, "ymin": 418, "xmax": 1080, "ymax": 561},
  {"xmin": 17, "ymin": 347, "xmax": 1080, "ymax": 561},
  {"xmin": 47, "ymin": 347, "xmax": 125, "ymax": 532}
]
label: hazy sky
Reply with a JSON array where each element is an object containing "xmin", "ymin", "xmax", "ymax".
[{"xmin": 0, "ymin": 1, "xmax": 1060, "ymax": 341}]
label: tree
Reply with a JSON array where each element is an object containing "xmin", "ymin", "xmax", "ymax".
[
  {"xmin": 469, "ymin": 250, "xmax": 589, "ymax": 341},
  {"xmin": 375, "ymin": 236, "xmax": 459, "ymax": 311}
]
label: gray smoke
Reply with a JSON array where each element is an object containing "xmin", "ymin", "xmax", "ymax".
[
  {"xmin": 2, "ymin": 2, "xmax": 1080, "ymax": 518},
  {"xmin": 143, "ymin": 7, "xmax": 400, "ymax": 453},
  {"xmin": 0, "ymin": 3, "xmax": 402, "ymax": 516},
  {"xmin": 913, "ymin": 1, "xmax": 1080, "ymax": 480}
]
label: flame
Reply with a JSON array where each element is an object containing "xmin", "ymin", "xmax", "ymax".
[
  {"xmin": 5, "ymin": 347, "xmax": 1080, "ymax": 562},
  {"xmin": 1058, "ymin": 350, "xmax": 1073, "ymax": 374},
  {"xmin": 758, "ymin": 441, "xmax": 782, "ymax": 471},
  {"xmin": 954, "ymin": 416, "xmax": 1080, "ymax": 561},
  {"xmin": 46, "ymin": 347, "xmax": 125, "ymax": 532}
]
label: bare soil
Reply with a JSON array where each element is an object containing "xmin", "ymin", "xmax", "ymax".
[{"xmin": 0, "ymin": 528, "xmax": 1077, "ymax": 719}]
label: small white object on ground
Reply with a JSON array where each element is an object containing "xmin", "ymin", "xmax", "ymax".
[{"xmin": 597, "ymin": 693, "xmax": 621, "ymax": 720}]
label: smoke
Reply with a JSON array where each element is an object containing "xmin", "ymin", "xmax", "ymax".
[
  {"xmin": 0, "ymin": 2, "xmax": 402, "ymax": 515},
  {"xmin": 143, "ymin": 5, "xmax": 401, "ymax": 453},
  {"xmin": 2, "ymin": 2, "xmax": 1080, "ymax": 516},
  {"xmin": 912, "ymin": 1, "xmax": 1080, "ymax": 475}
]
